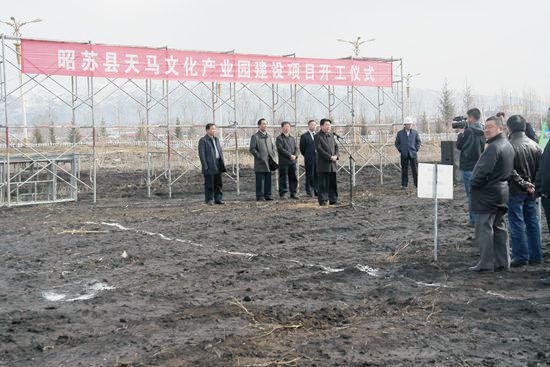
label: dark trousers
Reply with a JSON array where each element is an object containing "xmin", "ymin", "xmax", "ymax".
[
  {"xmin": 255, "ymin": 172, "xmax": 272, "ymax": 199},
  {"xmin": 204, "ymin": 174, "xmax": 223, "ymax": 203},
  {"xmin": 541, "ymin": 196, "xmax": 550, "ymax": 234},
  {"xmin": 318, "ymin": 172, "xmax": 338, "ymax": 204},
  {"xmin": 474, "ymin": 210, "xmax": 510, "ymax": 270},
  {"xmin": 400, "ymin": 156, "xmax": 418, "ymax": 187},
  {"xmin": 304, "ymin": 160, "xmax": 317, "ymax": 195},
  {"xmin": 279, "ymin": 163, "xmax": 298, "ymax": 196}
]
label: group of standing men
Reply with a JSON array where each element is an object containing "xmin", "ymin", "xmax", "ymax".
[
  {"xmin": 198, "ymin": 118, "xmax": 340, "ymax": 207},
  {"xmin": 456, "ymin": 108, "xmax": 547, "ymax": 281}
]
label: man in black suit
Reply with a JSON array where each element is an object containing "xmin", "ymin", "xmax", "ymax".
[
  {"xmin": 198, "ymin": 123, "xmax": 226, "ymax": 205},
  {"xmin": 394, "ymin": 117, "xmax": 421, "ymax": 189},
  {"xmin": 276, "ymin": 121, "xmax": 299, "ymax": 199},
  {"xmin": 315, "ymin": 118, "xmax": 340, "ymax": 206},
  {"xmin": 299, "ymin": 119, "xmax": 317, "ymax": 197}
]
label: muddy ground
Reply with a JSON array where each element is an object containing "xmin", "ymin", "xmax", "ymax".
[{"xmin": 1, "ymin": 167, "xmax": 550, "ymax": 367}]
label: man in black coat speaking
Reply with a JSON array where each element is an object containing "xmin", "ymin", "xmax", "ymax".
[
  {"xmin": 315, "ymin": 118, "xmax": 339, "ymax": 206},
  {"xmin": 299, "ymin": 119, "xmax": 317, "ymax": 197},
  {"xmin": 469, "ymin": 116, "xmax": 515, "ymax": 272},
  {"xmin": 198, "ymin": 123, "xmax": 226, "ymax": 205},
  {"xmin": 394, "ymin": 117, "xmax": 421, "ymax": 188}
]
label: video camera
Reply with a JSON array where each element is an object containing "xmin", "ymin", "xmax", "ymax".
[{"xmin": 451, "ymin": 116, "xmax": 467, "ymax": 129}]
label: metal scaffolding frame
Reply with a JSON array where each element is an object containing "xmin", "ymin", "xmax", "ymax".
[{"xmin": 0, "ymin": 34, "xmax": 404, "ymax": 206}]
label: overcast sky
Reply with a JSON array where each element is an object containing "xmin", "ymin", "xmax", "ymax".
[{"xmin": 3, "ymin": 0, "xmax": 549, "ymax": 103}]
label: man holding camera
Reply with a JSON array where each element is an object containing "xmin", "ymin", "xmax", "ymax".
[
  {"xmin": 456, "ymin": 108, "xmax": 486, "ymax": 226},
  {"xmin": 469, "ymin": 116, "xmax": 515, "ymax": 272},
  {"xmin": 507, "ymin": 115, "xmax": 543, "ymax": 268}
]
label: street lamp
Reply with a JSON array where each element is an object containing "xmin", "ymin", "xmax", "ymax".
[
  {"xmin": 1, "ymin": 17, "xmax": 42, "ymax": 143},
  {"xmin": 403, "ymin": 72, "xmax": 421, "ymax": 116},
  {"xmin": 337, "ymin": 36, "xmax": 375, "ymax": 58}
]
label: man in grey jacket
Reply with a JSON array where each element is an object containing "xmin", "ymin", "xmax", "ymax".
[
  {"xmin": 276, "ymin": 121, "xmax": 299, "ymax": 199},
  {"xmin": 469, "ymin": 116, "xmax": 515, "ymax": 272},
  {"xmin": 249, "ymin": 118, "xmax": 277, "ymax": 201}
]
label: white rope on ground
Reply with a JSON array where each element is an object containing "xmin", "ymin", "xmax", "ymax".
[{"xmin": 82, "ymin": 221, "xmax": 544, "ymax": 306}]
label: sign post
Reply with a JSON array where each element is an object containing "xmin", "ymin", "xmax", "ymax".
[{"xmin": 417, "ymin": 163, "xmax": 453, "ymax": 261}]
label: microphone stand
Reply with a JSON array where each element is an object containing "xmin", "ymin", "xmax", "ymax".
[{"xmin": 334, "ymin": 134, "xmax": 363, "ymax": 209}]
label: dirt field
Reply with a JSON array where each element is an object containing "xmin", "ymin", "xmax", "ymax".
[{"xmin": 1, "ymin": 167, "xmax": 550, "ymax": 367}]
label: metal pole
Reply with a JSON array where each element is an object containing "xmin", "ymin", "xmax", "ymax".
[
  {"xmin": 146, "ymin": 79, "xmax": 151, "ymax": 198},
  {"xmin": 15, "ymin": 41, "xmax": 28, "ymax": 143},
  {"xmin": 90, "ymin": 74, "xmax": 96, "ymax": 203},
  {"xmin": 434, "ymin": 164, "xmax": 439, "ymax": 261},
  {"xmin": 166, "ymin": 79, "xmax": 172, "ymax": 199},
  {"xmin": 71, "ymin": 75, "xmax": 78, "ymax": 201},
  {"xmin": 1, "ymin": 35, "xmax": 10, "ymax": 207},
  {"xmin": 400, "ymin": 59, "xmax": 405, "ymax": 124},
  {"xmin": 378, "ymin": 87, "xmax": 383, "ymax": 185},
  {"xmin": 293, "ymin": 83, "xmax": 299, "ymax": 192},
  {"xmin": 232, "ymin": 82, "xmax": 240, "ymax": 195},
  {"xmin": 272, "ymin": 83, "xmax": 279, "ymax": 193},
  {"xmin": 350, "ymin": 86, "xmax": 356, "ymax": 187}
]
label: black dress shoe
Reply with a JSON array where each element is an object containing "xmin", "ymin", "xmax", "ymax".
[
  {"xmin": 319, "ymin": 201, "xmax": 328, "ymax": 206},
  {"xmin": 329, "ymin": 201, "xmax": 340, "ymax": 205},
  {"xmin": 510, "ymin": 260, "xmax": 528, "ymax": 268},
  {"xmin": 264, "ymin": 197, "xmax": 274, "ymax": 201},
  {"xmin": 468, "ymin": 265, "xmax": 494, "ymax": 272},
  {"xmin": 290, "ymin": 194, "xmax": 299, "ymax": 200},
  {"xmin": 214, "ymin": 201, "xmax": 225, "ymax": 205}
]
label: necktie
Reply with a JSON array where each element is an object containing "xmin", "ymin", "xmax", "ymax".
[{"xmin": 212, "ymin": 137, "xmax": 220, "ymax": 159}]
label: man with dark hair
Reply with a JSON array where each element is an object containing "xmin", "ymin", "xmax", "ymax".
[
  {"xmin": 300, "ymin": 120, "xmax": 318, "ymax": 197},
  {"xmin": 507, "ymin": 115, "xmax": 543, "ymax": 268},
  {"xmin": 276, "ymin": 121, "xmax": 299, "ymax": 199},
  {"xmin": 457, "ymin": 107, "xmax": 485, "ymax": 226},
  {"xmin": 499, "ymin": 111, "xmax": 537, "ymax": 142},
  {"xmin": 198, "ymin": 123, "xmax": 226, "ymax": 205},
  {"xmin": 249, "ymin": 118, "xmax": 277, "ymax": 201},
  {"xmin": 315, "ymin": 118, "xmax": 339, "ymax": 206},
  {"xmin": 469, "ymin": 116, "xmax": 515, "ymax": 272},
  {"xmin": 395, "ymin": 117, "xmax": 421, "ymax": 189}
]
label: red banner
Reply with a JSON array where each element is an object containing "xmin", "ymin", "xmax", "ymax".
[{"xmin": 21, "ymin": 39, "xmax": 393, "ymax": 87}]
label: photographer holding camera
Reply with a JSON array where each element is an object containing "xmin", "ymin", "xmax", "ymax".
[{"xmin": 456, "ymin": 108, "xmax": 486, "ymax": 226}]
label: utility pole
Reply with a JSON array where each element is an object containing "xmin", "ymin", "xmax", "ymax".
[
  {"xmin": 1, "ymin": 17, "xmax": 42, "ymax": 143},
  {"xmin": 336, "ymin": 36, "xmax": 375, "ymax": 58},
  {"xmin": 404, "ymin": 73, "xmax": 421, "ymax": 117}
]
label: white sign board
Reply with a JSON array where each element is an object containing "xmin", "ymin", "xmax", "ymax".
[{"xmin": 417, "ymin": 163, "xmax": 454, "ymax": 200}]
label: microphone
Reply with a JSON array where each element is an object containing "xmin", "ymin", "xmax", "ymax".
[{"xmin": 332, "ymin": 132, "xmax": 343, "ymax": 139}]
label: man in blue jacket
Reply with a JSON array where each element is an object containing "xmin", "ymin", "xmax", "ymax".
[{"xmin": 395, "ymin": 117, "xmax": 421, "ymax": 189}]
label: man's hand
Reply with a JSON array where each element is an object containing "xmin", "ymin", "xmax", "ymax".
[
  {"xmin": 290, "ymin": 155, "xmax": 296, "ymax": 161},
  {"xmin": 330, "ymin": 155, "xmax": 337, "ymax": 162},
  {"xmin": 527, "ymin": 183, "xmax": 535, "ymax": 194}
]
